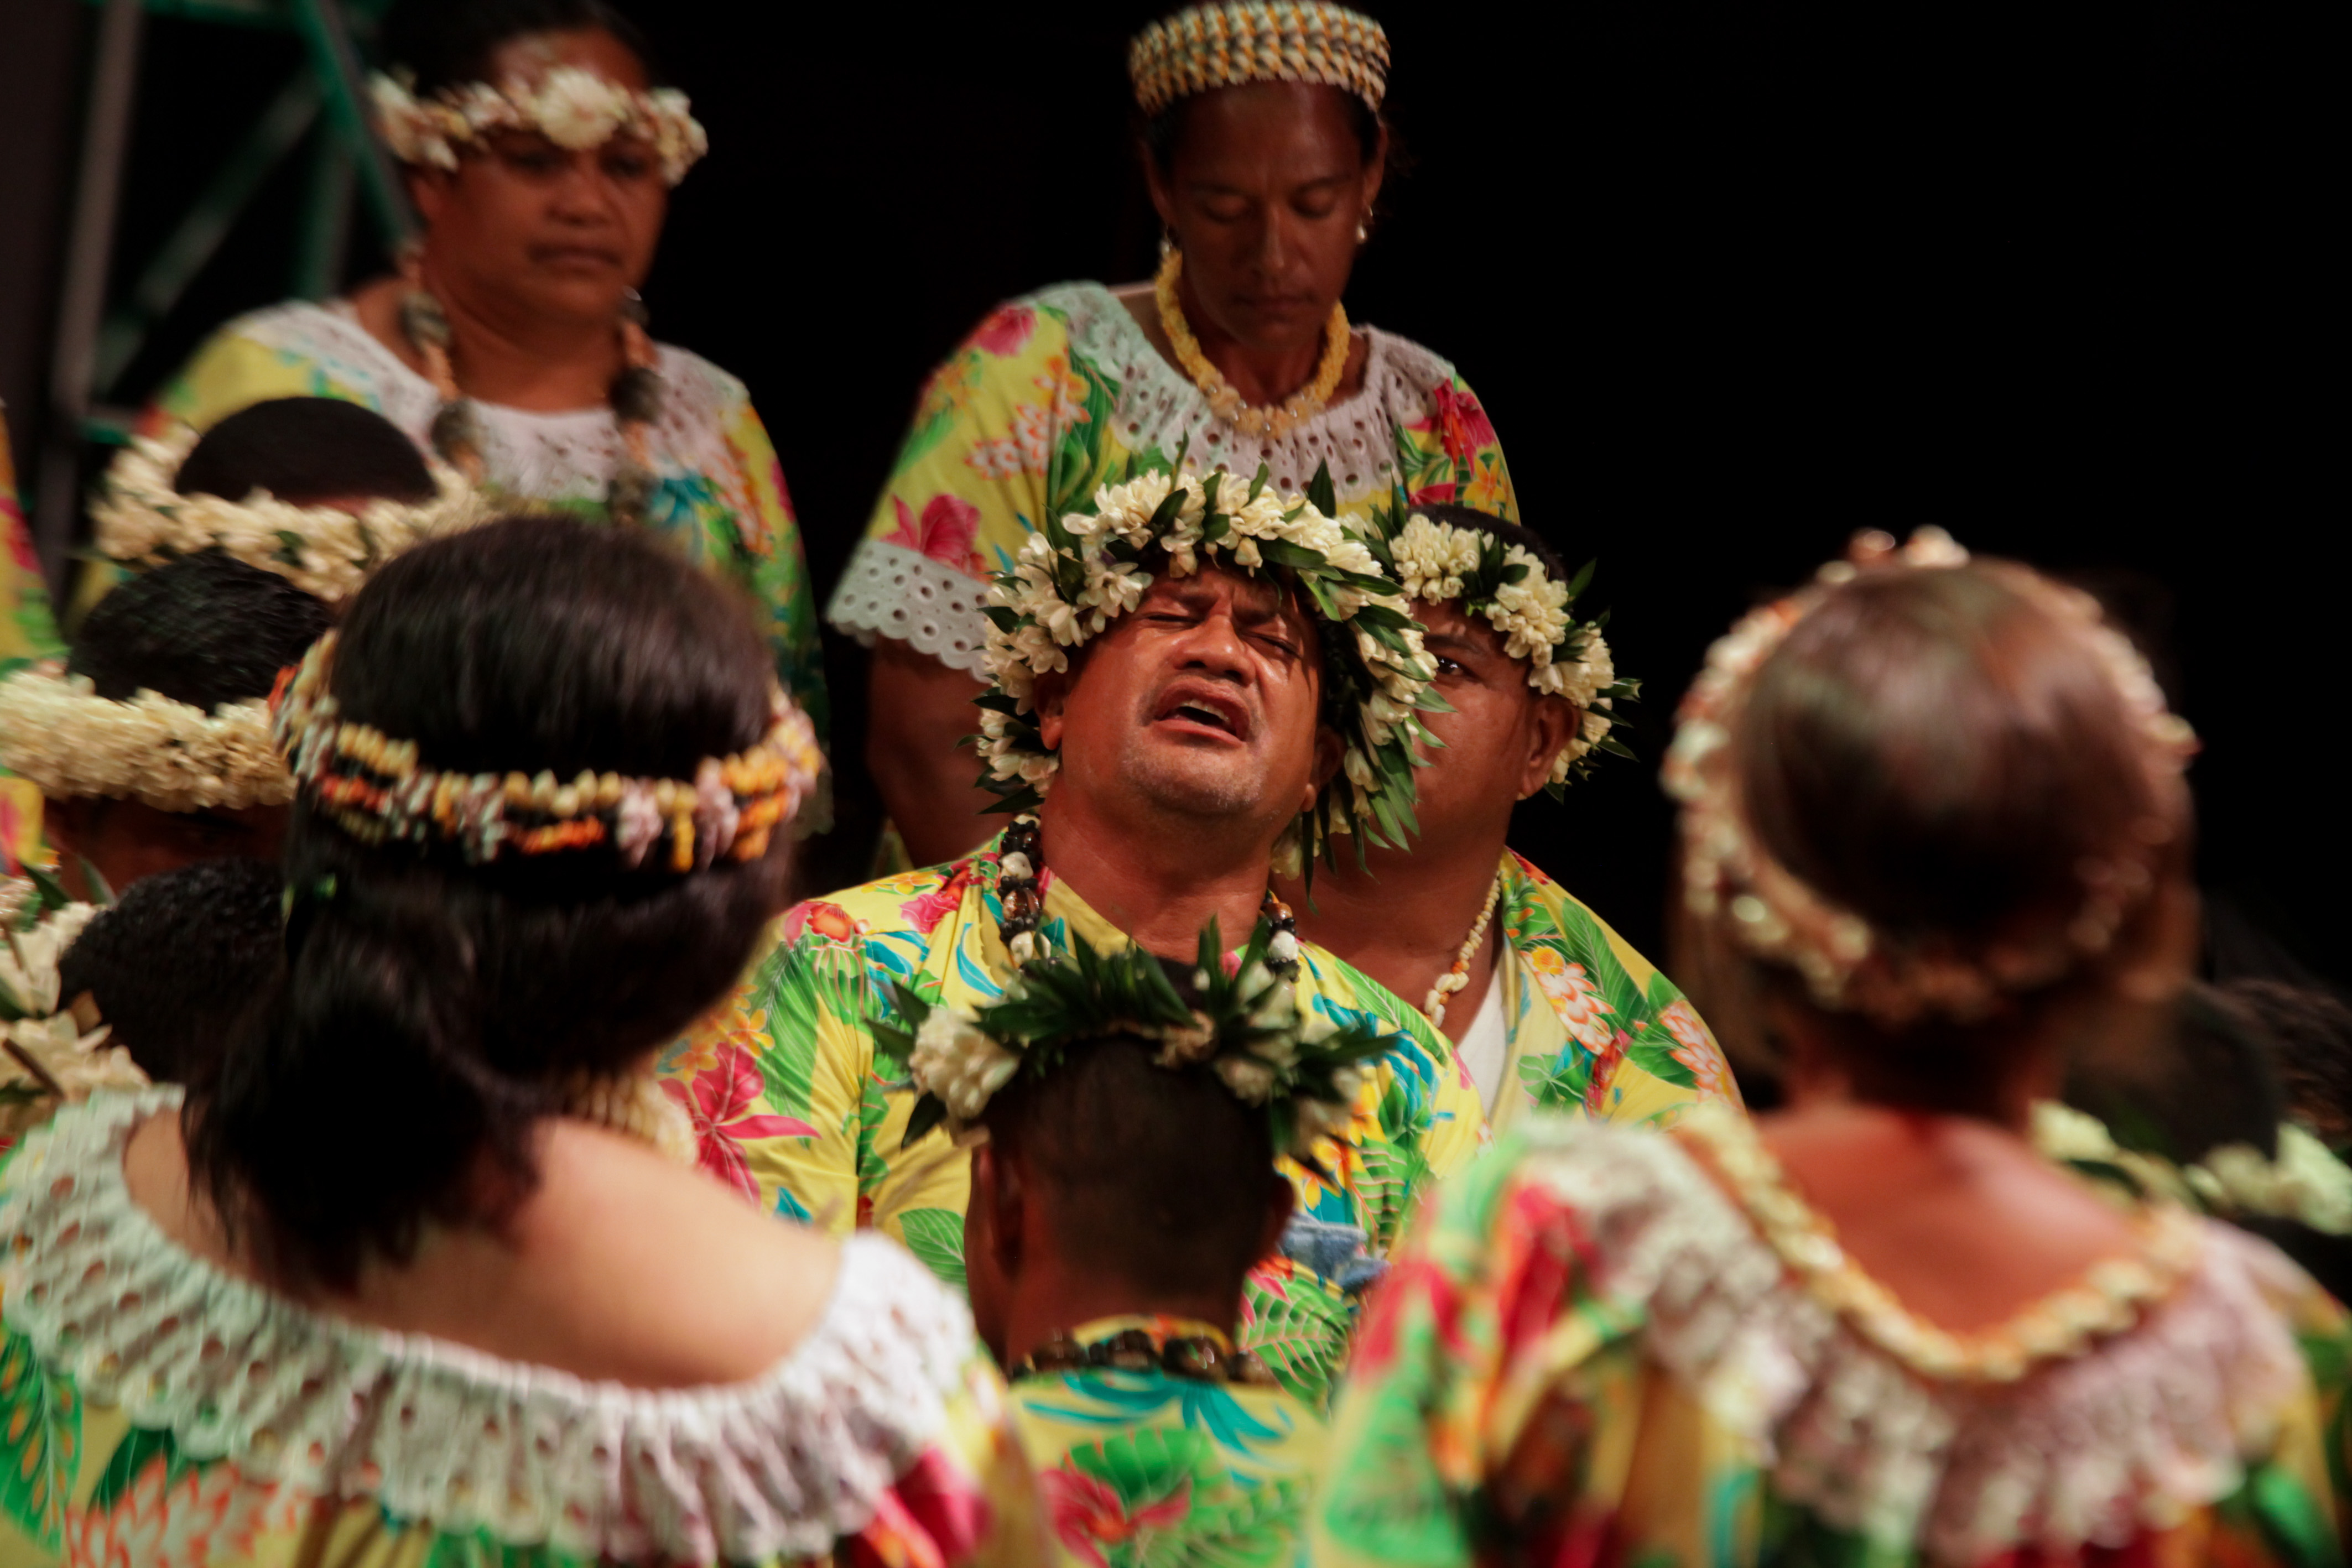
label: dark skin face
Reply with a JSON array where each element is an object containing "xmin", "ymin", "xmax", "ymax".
[
  {"xmin": 1035, "ymin": 567, "xmax": 1340, "ymax": 831},
  {"xmin": 405, "ymin": 29, "xmax": 668, "ymax": 332},
  {"xmin": 44, "ymin": 795, "xmax": 287, "ymax": 899},
  {"xmin": 1146, "ymin": 82, "xmax": 1386, "ymax": 361},
  {"xmin": 1410, "ymin": 603, "xmax": 1578, "ymax": 846}
]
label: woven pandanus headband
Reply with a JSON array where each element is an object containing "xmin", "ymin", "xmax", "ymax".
[
  {"xmin": 272, "ymin": 632, "xmax": 823, "ymax": 871},
  {"xmin": 1129, "ymin": 2, "xmax": 1391, "ymax": 116}
]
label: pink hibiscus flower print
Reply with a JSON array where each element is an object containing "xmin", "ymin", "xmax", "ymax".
[
  {"xmin": 1042, "ymin": 1466, "xmax": 1192, "ymax": 1565},
  {"xmin": 1583, "ymin": 1028, "xmax": 1631, "ymax": 1117},
  {"xmin": 901, "ymin": 866, "xmax": 973, "ymax": 936},
  {"xmin": 1659, "ymin": 999, "xmax": 1729, "ymax": 1100},
  {"xmin": 782, "ymin": 898, "xmax": 865, "ymax": 948},
  {"xmin": 969, "ymin": 303, "xmax": 1036, "ymax": 358},
  {"xmin": 661, "ymin": 1044, "xmax": 816, "ymax": 1200},
  {"xmin": 884, "ymin": 493, "xmax": 982, "ymax": 570},
  {"xmin": 845, "ymin": 1446, "xmax": 996, "ymax": 1566},
  {"xmin": 1423, "ymin": 382, "xmax": 1500, "ymax": 465}
]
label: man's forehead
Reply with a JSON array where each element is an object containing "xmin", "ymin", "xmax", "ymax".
[{"xmin": 1144, "ymin": 566, "xmax": 1308, "ymax": 623}]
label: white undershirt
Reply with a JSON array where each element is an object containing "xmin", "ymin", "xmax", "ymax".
[{"xmin": 1455, "ymin": 967, "xmax": 1510, "ymax": 1119}]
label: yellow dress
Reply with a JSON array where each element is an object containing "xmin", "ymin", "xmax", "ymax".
[
  {"xmin": 827, "ymin": 283, "xmax": 1517, "ymax": 676},
  {"xmin": 0, "ymin": 418, "xmax": 63, "ymax": 869}
]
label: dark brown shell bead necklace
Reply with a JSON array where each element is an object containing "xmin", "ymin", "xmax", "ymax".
[
  {"xmin": 397, "ymin": 246, "xmax": 666, "ymax": 528},
  {"xmin": 1017, "ymin": 1326, "xmax": 1281, "ymax": 1387}
]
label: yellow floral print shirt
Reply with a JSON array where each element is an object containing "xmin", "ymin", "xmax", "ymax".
[
  {"xmin": 1491, "ymin": 849, "xmax": 1742, "ymax": 1129},
  {"xmin": 654, "ymin": 830, "xmax": 1488, "ymax": 1408},
  {"xmin": 826, "ymin": 283, "xmax": 1517, "ymax": 677},
  {"xmin": 1012, "ymin": 1315, "xmax": 1327, "ymax": 1568}
]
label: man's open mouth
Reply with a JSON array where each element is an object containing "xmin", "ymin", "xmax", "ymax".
[{"xmin": 1151, "ymin": 685, "xmax": 1250, "ymax": 741}]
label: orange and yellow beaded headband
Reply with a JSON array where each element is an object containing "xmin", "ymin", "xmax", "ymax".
[
  {"xmin": 1129, "ymin": 2, "xmax": 1391, "ymax": 117},
  {"xmin": 272, "ymin": 632, "xmax": 821, "ymax": 871}
]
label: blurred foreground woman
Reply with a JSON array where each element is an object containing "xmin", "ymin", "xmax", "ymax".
[
  {"xmin": 1314, "ymin": 530, "xmax": 2351, "ymax": 1565},
  {"xmin": 0, "ymin": 518, "xmax": 1038, "ymax": 1565}
]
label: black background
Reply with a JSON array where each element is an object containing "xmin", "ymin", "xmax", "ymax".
[{"xmin": 75, "ymin": 0, "xmax": 2343, "ymax": 982}]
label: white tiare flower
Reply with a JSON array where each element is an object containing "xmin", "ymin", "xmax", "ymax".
[
  {"xmin": 528, "ymin": 67, "xmax": 633, "ymax": 149},
  {"xmin": 1216, "ymin": 1054, "xmax": 1277, "ymax": 1104},
  {"xmin": 908, "ymin": 1007, "xmax": 1024, "ymax": 1123}
]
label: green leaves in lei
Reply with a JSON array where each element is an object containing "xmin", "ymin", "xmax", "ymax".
[
  {"xmin": 1348, "ymin": 477, "xmax": 1642, "ymax": 799},
  {"xmin": 972, "ymin": 451, "xmax": 1446, "ymax": 880},
  {"xmin": 871, "ymin": 919, "xmax": 1392, "ymax": 1167}
]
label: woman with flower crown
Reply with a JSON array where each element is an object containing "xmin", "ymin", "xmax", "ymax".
[
  {"xmin": 133, "ymin": 0, "xmax": 826, "ymax": 742},
  {"xmin": 1313, "ymin": 531, "xmax": 2352, "ymax": 1565},
  {"xmin": 834, "ymin": 1, "xmax": 1516, "ymax": 866},
  {"xmin": 0, "ymin": 516, "xmax": 1040, "ymax": 1567}
]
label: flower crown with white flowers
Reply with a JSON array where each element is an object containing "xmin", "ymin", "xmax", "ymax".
[
  {"xmin": 92, "ymin": 423, "xmax": 497, "ymax": 605},
  {"xmin": 370, "ymin": 67, "xmax": 709, "ymax": 186},
  {"xmin": 0, "ymin": 663, "xmax": 291, "ymax": 814},
  {"xmin": 871, "ymin": 918, "xmax": 1391, "ymax": 1165},
  {"xmin": 1, "ymin": 872, "xmax": 146, "ymax": 1143},
  {"xmin": 975, "ymin": 456, "xmax": 1442, "ymax": 877},
  {"xmin": 1352, "ymin": 500, "xmax": 1637, "ymax": 795}
]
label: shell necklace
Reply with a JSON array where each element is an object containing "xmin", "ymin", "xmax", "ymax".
[
  {"xmin": 995, "ymin": 812, "xmax": 1302, "ymax": 982},
  {"xmin": 1425, "ymin": 871, "xmax": 1505, "ymax": 1029},
  {"xmin": 396, "ymin": 247, "xmax": 667, "ymax": 528},
  {"xmin": 1154, "ymin": 249, "xmax": 1351, "ymax": 440}
]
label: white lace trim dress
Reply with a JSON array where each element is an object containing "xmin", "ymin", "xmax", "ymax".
[
  {"xmin": 0, "ymin": 1088, "xmax": 1001, "ymax": 1564},
  {"xmin": 828, "ymin": 282, "xmax": 1503, "ymax": 675}
]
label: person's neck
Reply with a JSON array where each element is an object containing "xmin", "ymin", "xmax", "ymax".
[
  {"xmin": 419, "ymin": 260, "xmax": 623, "ymax": 411},
  {"xmin": 1179, "ymin": 271, "xmax": 1328, "ymax": 408},
  {"xmin": 1033, "ymin": 789, "xmax": 1278, "ymax": 961},
  {"xmin": 1286, "ymin": 820, "xmax": 1507, "ymax": 1038},
  {"xmin": 1000, "ymin": 1259, "xmax": 1241, "ymax": 1372}
]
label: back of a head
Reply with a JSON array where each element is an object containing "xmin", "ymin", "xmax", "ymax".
[
  {"xmin": 382, "ymin": 0, "xmax": 660, "ymax": 92},
  {"xmin": 1675, "ymin": 545, "xmax": 2194, "ymax": 1107},
  {"xmin": 172, "ymin": 398, "xmax": 436, "ymax": 507},
  {"xmin": 58, "ymin": 857, "xmax": 284, "ymax": 1084},
  {"xmin": 1741, "ymin": 565, "xmax": 2164, "ymax": 957},
  {"xmin": 68, "ymin": 550, "xmax": 333, "ymax": 711},
  {"xmin": 988, "ymin": 1036, "xmax": 1279, "ymax": 1299},
  {"xmin": 189, "ymin": 514, "xmax": 789, "ymax": 1286}
]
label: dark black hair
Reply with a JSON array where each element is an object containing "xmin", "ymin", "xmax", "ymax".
[
  {"xmin": 382, "ymin": 0, "xmax": 664, "ymax": 94},
  {"xmin": 2225, "ymin": 978, "xmax": 2352, "ymax": 1152},
  {"xmin": 68, "ymin": 551, "xmax": 333, "ymax": 711},
  {"xmin": 982, "ymin": 1034, "xmax": 1282, "ymax": 1300},
  {"xmin": 2065, "ymin": 981, "xmax": 2283, "ymax": 1165},
  {"xmin": 1141, "ymin": 86, "xmax": 1386, "ymax": 179},
  {"xmin": 58, "ymin": 857, "xmax": 284, "ymax": 1083},
  {"xmin": 1408, "ymin": 503, "xmax": 1573, "ymax": 585},
  {"xmin": 173, "ymin": 398, "xmax": 436, "ymax": 507},
  {"xmin": 185, "ymin": 515, "xmax": 787, "ymax": 1288}
]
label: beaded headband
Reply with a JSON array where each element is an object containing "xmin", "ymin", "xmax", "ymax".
[
  {"xmin": 1355, "ymin": 504, "xmax": 1636, "ymax": 794},
  {"xmin": 370, "ymin": 67, "xmax": 709, "ymax": 186},
  {"xmin": 0, "ymin": 663, "xmax": 290, "ymax": 813},
  {"xmin": 1663, "ymin": 528, "xmax": 2198, "ymax": 1026},
  {"xmin": 92, "ymin": 423, "xmax": 496, "ymax": 605},
  {"xmin": 1130, "ymin": 2, "xmax": 1391, "ymax": 117},
  {"xmin": 872, "ymin": 918, "xmax": 1391, "ymax": 1164},
  {"xmin": 272, "ymin": 632, "xmax": 822, "ymax": 871},
  {"xmin": 975, "ymin": 460, "xmax": 1440, "ymax": 878}
]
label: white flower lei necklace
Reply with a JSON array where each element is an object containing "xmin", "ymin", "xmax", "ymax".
[
  {"xmin": 0, "ymin": 663, "xmax": 290, "ymax": 814},
  {"xmin": 975, "ymin": 461, "xmax": 1439, "ymax": 878},
  {"xmin": 1154, "ymin": 250, "xmax": 1351, "ymax": 440},
  {"xmin": 1358, "ymin": 506, "xmax": 1635, "ymax": 793},
  {"xmin": 91, "ymin": 423, "xmax": 495, "ymax": 604}
]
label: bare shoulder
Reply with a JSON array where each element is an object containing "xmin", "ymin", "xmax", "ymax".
[{"xmin": 497, "ymin": 1122, "xmax": 845, "ymax": 1385}]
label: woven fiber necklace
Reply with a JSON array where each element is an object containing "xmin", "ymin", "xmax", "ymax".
[
  {"xmin": 397, "ymin": 248, "xmax": 665, "ymax": 528},
  {"xmin": 1154, "ymin": 249, "xmax": 1350, "ymax": 440}
]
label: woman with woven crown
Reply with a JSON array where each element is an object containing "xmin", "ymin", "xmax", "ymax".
[
  {"xmin": 136, "ymin": 0, "xmax": 828, "ymax": 740},
  {"xmin": 0, "ymin": 517, "xmax": 1041, "ymax": 1566},
  {"xmin": 1314, "ymin": 530, "xmax": 2352, "ymax": 1565},
  {"xmin": 837, "ymin": 0, "xmax": 1517, "ymax": 867}
]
